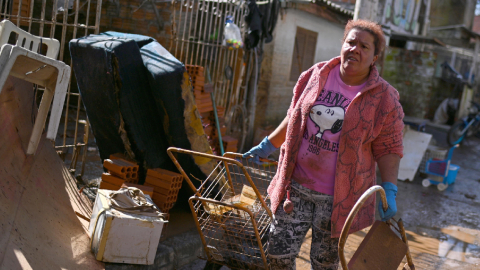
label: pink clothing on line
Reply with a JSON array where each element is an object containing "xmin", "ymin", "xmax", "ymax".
[
  {"xmin": 292, "ymin": 65, "xmax": 365, "ymax": 196},
  {"xmin": 267, "ymin": 57, "xmax": 404, "ymax": 238}
]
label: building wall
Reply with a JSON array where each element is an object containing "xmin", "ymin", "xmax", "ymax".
[
  {"xmin": 256, "ymin": 9, "xmax": 344, "ymax": 131},
  {"xmin": 382, "ymin": 47, "xmax": 438, "ymax": 119},
  {"xmin": 430, "ymin": 0, "xmax": 476, "ymax": 29},
  {"xmin": 100, "ymin": 0, "xmax": 173, "ymax": 47},
  {"xmin": 380, "ymin": 0, "xmax": 424, "ymax": 34}
]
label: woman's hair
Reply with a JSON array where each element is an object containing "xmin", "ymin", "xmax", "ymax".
[{"xmin": 342, "ymin": 19, "xmax": 385, "ymax": 56}]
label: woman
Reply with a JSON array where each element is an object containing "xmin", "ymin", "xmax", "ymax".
[{"xmin": 244, "ymin": 19, "xmax": 404, "ymax": 269}]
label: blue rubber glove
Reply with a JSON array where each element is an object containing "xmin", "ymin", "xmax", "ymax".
[
  {"xmin": 243, "ymin": 136, "xmax": 278, "ymax": 163},
  {"xmin": 378, "ymin": 182, "xmax": 397, "ymax": 221}
]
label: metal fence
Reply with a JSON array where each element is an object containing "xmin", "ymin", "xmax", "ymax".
[
  {"xmin": 0, "ymin": 0, "xmax": 102, "ymax": 177},
  {"xmin": 170, "ymin": 0, "xmax": 250, "ymax": 150}
]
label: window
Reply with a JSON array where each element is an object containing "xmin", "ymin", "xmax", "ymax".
[{"xmin": 290, "ymin": 27, "xmax": 318, "ymax": 81}]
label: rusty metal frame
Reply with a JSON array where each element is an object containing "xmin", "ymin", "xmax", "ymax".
[
  {"xmin": 166, "ymin": 146, "xmax": 277, "ymax": 269},
  {"xmin": 0, "ymin": 0, "xmax": 102, "ymax": 178}
]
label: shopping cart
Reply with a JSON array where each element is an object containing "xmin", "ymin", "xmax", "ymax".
[
  {"xmin": 422, "ymin": 145, "xmax": 459, "ymax": 191},
  {"xmin": 167, "ymin": 147, "xmax": 277, "ymax": 269}
]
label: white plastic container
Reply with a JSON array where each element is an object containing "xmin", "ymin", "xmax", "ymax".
[{"xmin": 88, "ymin": 189, "xmax": 166, "ymax": 265}]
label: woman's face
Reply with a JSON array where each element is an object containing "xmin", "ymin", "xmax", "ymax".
[{"xmin": 340, "ymin": 29, "xmax": 378, "ymax": 80}]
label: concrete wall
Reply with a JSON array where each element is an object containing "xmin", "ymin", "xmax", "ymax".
[
  {"xmin": 382, "ymin": 47, "xmax": 438, "ymax": 119},
  {"xmin": 381, "ymin": 0, "xmax": 424, "ymax": 34},
  {"xmin": 256, "ymin": 9, "xmax": 344, "ymax": 131},
  {"xmin": 430, "ymin": 0, "xmax": 476, "ymax": 29}
]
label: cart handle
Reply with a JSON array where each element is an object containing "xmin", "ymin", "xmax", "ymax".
[
  {"xmin": 338, "ymin": 185, "xmax": 388, "ymax": 270},
  {"xmin": 166, "ymin": 147, "xmax": 273, "ymax": 218},
  {"xmin": 223, "ymin": 152, "xmax": 278, "ymax": 165}
]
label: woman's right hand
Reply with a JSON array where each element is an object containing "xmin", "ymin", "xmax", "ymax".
[{"xmin": 243, "ymin": 136, "xmax": 278, "ymax": 163}]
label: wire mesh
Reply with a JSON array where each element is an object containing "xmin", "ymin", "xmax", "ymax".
[{"xmin": 167, "ymin": 148, "xmax": 277, "ymax": 269}]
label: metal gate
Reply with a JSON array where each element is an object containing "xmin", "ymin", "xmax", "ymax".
[
  {"xmin": 0, "ymin": 0, "xmax": 102, "ymax": 177},
  {"xmin": 170, "ymin": 0, "xmax": 251, "ymax": 151}
]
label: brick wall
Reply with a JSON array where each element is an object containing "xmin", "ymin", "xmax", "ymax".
[
  {"xmin": 100, "ymin": 0, "xmax": 173, "ymax": 47},
  {"xmin": 382, "ymin": 47, "xmax": 440, "ymax": 119}
]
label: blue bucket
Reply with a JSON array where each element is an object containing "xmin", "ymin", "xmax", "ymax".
[{"xmin": 446, "ymin": 164, "xmax": 460, "ymax": 185}]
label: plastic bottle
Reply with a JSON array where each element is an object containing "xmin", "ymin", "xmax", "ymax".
[{"xmin": 223, "ymin": 15, "xmax": 243, "ymax": 50}]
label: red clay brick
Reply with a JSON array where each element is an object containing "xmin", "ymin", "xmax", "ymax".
[
  {"xmin": 131, "ymin": 9, "xmax": 145, "ymax": 20},
  {"xmin": 145, "ymin": 11, "xmax": 156, "ymax": 20},
  {"xmin": 161, "ymin": 11, "xmax": 171, "ymax": 21},
  {"xmin": 112, "ymin": 18, "xmax": 123, "ymax": 29},
  {"xmin": 148, "ymin": 25, "xmax": 159, "ymax": 34},
  {"xmin": 119, "ymin": 6, "xmax": 130, "ymax": 18},
  {"xmin": 99, "ymin": 181, "xmax": 120, "ymax": 191}
]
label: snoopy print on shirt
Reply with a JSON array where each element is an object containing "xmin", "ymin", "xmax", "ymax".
[
  {"xmin": 310, "ymin": 104, "xmax": 345, "ymax": 140},
  {"xmin": 292, "ymin": 64, "xmax": 365, "ymax": 195}
]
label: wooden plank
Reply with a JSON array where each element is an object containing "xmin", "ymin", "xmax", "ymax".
[
  {"xmin": 0, "ymin": 77, "xmax": 103, "ymax": 269},
  {"xmin": 398, "ymin": 129, "xmax": 432, "ymax": 181},
  {"xmin": 348, "ymin": 221, "xmax": 407, "ymax": 270}
]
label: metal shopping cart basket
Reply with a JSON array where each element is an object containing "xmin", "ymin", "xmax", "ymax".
[{"xmin": 167, "ymin": 147, "xmax": 277, "ymax": 269}]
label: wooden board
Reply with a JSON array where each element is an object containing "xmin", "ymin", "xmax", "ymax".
[
  {"xmin": 398, "ymin": 129, "xmax": 432, "ymax": 181},
  {"xmin": 0, "ymin": 77, "xmax": 103, "ymax": 269},
  {"xmin": 348, "ymin": 221, "xmax": 407, "ymax": 270}
]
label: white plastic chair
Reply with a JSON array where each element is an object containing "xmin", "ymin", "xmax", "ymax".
[
  {"xmin": 0, "ymin": 20, "xmax": 60, "ymax": 59},
  {"xmin": 0, "ymin": 21, "xmax": 70, "ymax": 155}
]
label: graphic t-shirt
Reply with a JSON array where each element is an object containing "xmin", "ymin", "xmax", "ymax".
[{"xmin": 291, "ymin": 65, "xmax": 366, "ymax": 195}]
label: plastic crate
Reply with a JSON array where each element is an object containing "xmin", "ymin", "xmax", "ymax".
[{"xmin": 419, "ymin": 145, "xmax": 448, "ymax": 174}]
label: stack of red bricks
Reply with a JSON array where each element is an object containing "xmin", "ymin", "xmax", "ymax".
[
  {"xmin": 99, "ymin": 154, "xmax": 155, "ymax": 198},
  {"xmin": 185, "ymin": 64, "xmax": 239, "ymax": 154},
  {"xmin": 144, "ymin": 168, "xmax": 183, "ymax": 214},
  {"xmin": 100, "ymin": 155, "xmax": 138, "ymax": 188},
  {"xmin": 186, "ymin": 65, "xmax": 213, "ymax": 114}
]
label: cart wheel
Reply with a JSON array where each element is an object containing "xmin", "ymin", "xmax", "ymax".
[
  {"xmin": 437, "ymin": 183, "xmax": 448, "ymax": 191},
  {"xmin": 422, "ymin": 179, "xmax": 431, "ymax": 187}
]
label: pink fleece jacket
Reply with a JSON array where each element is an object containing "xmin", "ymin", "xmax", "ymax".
[{"xmin": 267, "ymin": 57, "xmax": 404, "ymax": 238}]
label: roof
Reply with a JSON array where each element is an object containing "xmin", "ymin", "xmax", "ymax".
[
  {"xmin": 287, "ymin": 0, "xmax": 354, "ymax": 17},
  {"xmin": 429, "ymin": 24, "xmax": 480, "ymax": 39},
  {"xmin": 390, "ymin": 32, "xmax": 446, "ymax": 46},
  {"xmin": 316, "ymin": 0, "xmax": 354, "ymax": 17}
]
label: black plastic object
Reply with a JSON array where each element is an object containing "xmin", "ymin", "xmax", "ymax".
[
  {"xmin": 70, "ymin": 32, "xmax": 206, "ymax": 190},
  {"xmin": 69, "ymin": 34, "xmax": 176, "ymax": 181},
  {"xmin": 139, "ymin": 39, "xmax": 206, "ymax": 185}
]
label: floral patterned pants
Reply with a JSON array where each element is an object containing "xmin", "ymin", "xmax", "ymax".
[{"xmin": 267, "ymin": 180, "xmax": 339, "ymax": 270}]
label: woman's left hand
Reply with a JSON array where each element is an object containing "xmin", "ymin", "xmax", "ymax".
[{"xmin": 378, "ymin": 182, "xmax": 397, "ymax": 221}]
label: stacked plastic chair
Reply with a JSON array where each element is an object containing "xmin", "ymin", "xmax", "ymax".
[{"xmin": 0, "ymin": 20, "xmax": 70, "ymax": 155}]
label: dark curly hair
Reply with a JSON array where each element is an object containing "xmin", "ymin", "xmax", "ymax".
[{"xmin": 342, "ymin": 19, "xmax": 385, "ymax": 56}]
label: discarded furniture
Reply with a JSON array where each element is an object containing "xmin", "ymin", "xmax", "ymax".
[
  {"xmin": 422, "ymin": 145, "xmax": 460, "ymax": 191},
  {"xmin": 339, "ymin": 186, "xmax": 415, "ymax": 270},
  {"xmin": 70, "ymin": 32, "xmax": 213, "ymax": 187},
  {"xmin": 0, "ymin": 20, "xmax": 69, "ymax": 155}
]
